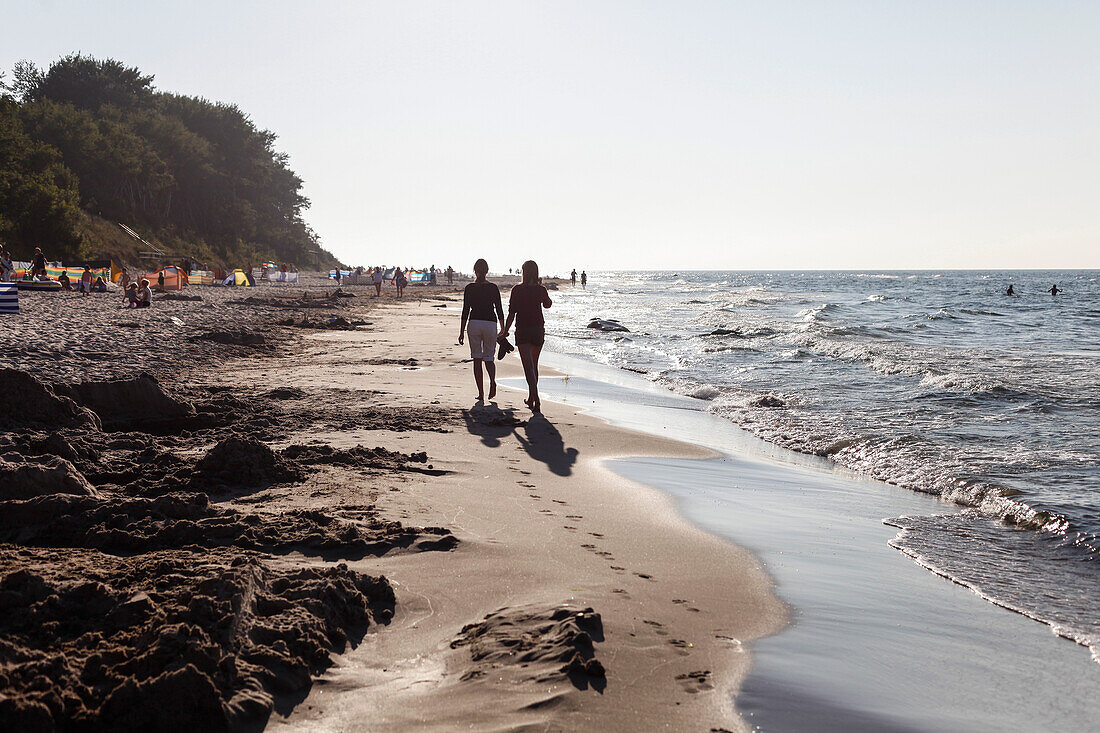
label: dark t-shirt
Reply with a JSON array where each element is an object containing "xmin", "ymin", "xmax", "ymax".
[
  {"xmin": 32, "ymin": 253, "xmax": 45, "ymax": 269},
  {"xmin": 463, "ymin": 281, "xmax": 504, "ymax": 323},
  {"xmin": 508, "ymin": 282, "xmax": 552, "ymax": 330}
]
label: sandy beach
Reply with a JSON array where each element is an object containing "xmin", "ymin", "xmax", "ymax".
[{"xmin": 0, "ymin": 279, "xmax": 784, "ymax": 731}]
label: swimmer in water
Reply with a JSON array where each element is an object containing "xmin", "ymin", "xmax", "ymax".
[
  {"xmin": 1050, "ymin": 284, "xmax": 1060, "ymax": 296},
  {"xmin": 1006, "ymin": 284, "xmax": 1015, "ymax": 296}
]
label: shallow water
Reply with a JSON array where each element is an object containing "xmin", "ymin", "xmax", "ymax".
[
  {"xmin": 506, "ymin": 360, "xmax": 1100, "ymax": 732},
  {"xmin": 547, "ymin": 270, "xmax": 1100, "ymax": 663}
]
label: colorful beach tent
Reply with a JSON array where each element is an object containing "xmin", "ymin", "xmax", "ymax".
[
  {"xmin": 0, "ymin": 284, "xmax": 17, "ymax": 314},
  {"xmin": 145, "ymin": 265, "xmax": 187, "ymax": 290},
  {"xmin": 189, "ymin": 269, "xmax": 215, "ymax": 285},
  {"xmin": 222, "ymin": 269, "xmax": 253, "ymax": 286}
]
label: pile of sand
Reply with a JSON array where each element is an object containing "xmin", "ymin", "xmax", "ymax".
[
  {"xmin": 0, "ymin": 548, "xmax": 393, "ymax": 731},
  {"xmin": 452, "ymin": 604, "xmax": 606, "ymax": 689}
]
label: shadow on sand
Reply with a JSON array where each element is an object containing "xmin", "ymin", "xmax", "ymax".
[{"xmin": 462, "ymin": 403, "xmax": 579, "ymax": 476}]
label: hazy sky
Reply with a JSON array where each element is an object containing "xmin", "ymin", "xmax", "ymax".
[{"xmin": 5, "ymin": 1, "xmax": 1099, "ymax": 271}]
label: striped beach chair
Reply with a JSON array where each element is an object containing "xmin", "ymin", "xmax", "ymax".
[{"xmin": 0, "ymin": 283, "xmax": 17, "ymax": 314}]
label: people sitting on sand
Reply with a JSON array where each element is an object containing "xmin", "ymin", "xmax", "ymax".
[
  {"xmin": 92, "ymin": 276, "xmax": 107, "ymax": 293},
  {"xmin": 135, "ymin": 279, "xmax": 152, "ymax": 308},
  {"xmin": 459, "ymin": 258, "xmax": 506, "ymax": 401},
  {"xmin": 31, "ymin": 247, "xmax": 46, "ymax": 279},
  {"xmin": 79, "ymin": 266, "xmax": 93, "ymax": 296},
  {"xmin": 58, "ymin": 271, "xmax": 73, "ymax": 291},
  {"xmin": 1050, "ymin": 284, "xmax": 1060, "ymax": 295},
  {"xmin": 0, "ymin": 250, "xmax": 13, "ymax": 282},
  {"xmin": 1006, "ymin": 284, "xmax": 1014, "ymax": 296},
  {"xmin": 500, "ymin": 259, "xmax": 552, "ymax": 413},
  {"xmin": 126, "ymin": 282, "xmax": 139, "ymax": 306}
]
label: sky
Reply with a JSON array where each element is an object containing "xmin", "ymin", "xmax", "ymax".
[{"xmin": 4, "ymin": 1, "xmax": 1099, "ymax": 272}]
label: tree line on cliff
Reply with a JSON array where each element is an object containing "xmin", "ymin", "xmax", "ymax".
[{"xmin": 0, "ymin": 55, "xmax": 339, "ymax": 268}]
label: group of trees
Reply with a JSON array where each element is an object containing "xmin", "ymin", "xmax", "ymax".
[{"xmin": 0, "ymin": 55, "xmax": 338, "ymax": 268}]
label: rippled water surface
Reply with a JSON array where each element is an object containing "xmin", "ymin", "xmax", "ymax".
[{"xmin": 546, "ymin": 270, "xmax": 1100, "ymax": 660}]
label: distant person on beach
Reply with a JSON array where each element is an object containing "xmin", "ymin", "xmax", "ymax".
[
  {"xmin": 372, "ymin": 266, "xmax": 384, "ymax": 296},
  {"xmin": 136, "ymin": 279, "xmax": 152, "ymax": 308},
  {"xmin": 1050, "ymin": 284, "xmax": 1060, "ymax": 295},
  {"xmin": 58, "ymin": 271, "xmax": 73, "ymax": 291},
  {"xmin": 446, "ymin": 265, "xmax": 454, "ymax": 285},
  {"xmin": 459, "ymin": 258, "xmax": 505, "ymax": 401},
  {"xmin": 430, "ymin": 265, "xmax": 437, "ymax": 285},
  {"xmin": 393, "ymin": 267, "xmax": 407, "ymax": 297},
  {"xmin": 92, "ymin": 276, "xmax": 107, "ymax": 293},
  {"xmin": 571, "ymin": 269, "xmax": 577, "ymax": 286},
  {"xmin": 80, "ymin": 266, "xmax": 93, "ymax": 296},
  {"xmin": 1006, "ymin": 284, "xmax": 1014, "ymax": 296},
  {"xmin": 31, "ymin": 247, "xmax": 46, "ymax": 279},
  {"xmin": 157, "ymin": 269, "xmax": 165, "ymax": 291},
  {"xmin": 0, "ymin": 250, "xmax": 13, "ymax": 281},
  {"xmin": 118, "ymin": 269, "xmax": 131, "ymax": 294},
  {"xmin": 500, "ymin": 260, "xmax": 552, "ymax": 413},
  {"xmin": 580, "ymin": 270, "xmax": 587, "ymax": 288}
]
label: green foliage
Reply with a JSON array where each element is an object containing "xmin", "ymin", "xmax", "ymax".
[{"xmin": 0, "ymin": 55, "xmax": 338, "ymax": 268}]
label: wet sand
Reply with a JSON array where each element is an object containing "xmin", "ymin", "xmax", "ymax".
[{"xmin": 0, "ymin": 280, "xmax": 784, "ymax": 731}]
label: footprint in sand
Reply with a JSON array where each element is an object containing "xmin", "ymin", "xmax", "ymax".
[
  {"xmin": 668, "ymin": 638, "xmax": 693, "ymax": 656},
  {"xmin": 610, "ymin": 565, "xmax": 626, "ymax": 572},
  {"xmin": 633, "ymin": 572, "xmax": 654, "ymax": 581},
  {"xmin": 551, "ymin": 499, "xmax": 567, "ymax": 505},
  {"xmin": 563, "ymin": 525, "xmax": 577, "ymax": 531},
  {"xmin": 566, "ymin": 514, "xmax": 583, "ymax": 520},
  {"xmin": 588, "ymin": 532, "xmax": 604, "ymax": 538},
  {"xmin": 676, "ymin": 670, "xmax": 714, "ymax": 694}
]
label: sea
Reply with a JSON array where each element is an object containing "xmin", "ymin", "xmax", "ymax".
[{"xmin": 546, "ymin": 270, "xmax": 1100, "ymax": 663}]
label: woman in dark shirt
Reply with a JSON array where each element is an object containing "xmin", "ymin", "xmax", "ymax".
[
  {"xmin": 459, "ymin": 259, "xmax": 505, "ymax": 401},
  {"xmin": 500, "ymin": 260, "xmax": 552, "ymax": 412}
]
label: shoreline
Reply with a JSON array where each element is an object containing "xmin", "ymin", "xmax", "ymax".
[{"xmin": 526, "ymin": 350, "xmax": 1100, "ymax": 732}]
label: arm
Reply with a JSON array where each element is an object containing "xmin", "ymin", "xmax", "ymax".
[
  {"xmin": 542, "ymin": 286, "xmax": 552, "ymax": 309},
  {"xmin": 459, "ymin": 286, "xmax": 470, "ymax": 343},
  {"xmin": 501, "ymin": 288, "xmax": 516, "ymax": 337},
  {"xmin": 494, "ymin": 286, "xmax": 505, "ymax": 329}
]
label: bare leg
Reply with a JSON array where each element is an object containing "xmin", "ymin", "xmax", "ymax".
[
  {"xmin": 529, "ymin": 343, "xmax": 543, "ymax": 412},
  {"xmin": 473, "ymin": 358, "xmax": 485, "ymax": 400},
  {"xmin": 486, "ymin": 361, "xmax": 497, "ymax": 399},
  {"xmin": 518, "ymin": 345, "xmax": 536, "ymax": 407}
]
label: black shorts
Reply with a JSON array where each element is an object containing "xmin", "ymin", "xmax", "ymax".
[{"xmin": 515, "ymin": 327, "xmax": 545, "ymax": 347}]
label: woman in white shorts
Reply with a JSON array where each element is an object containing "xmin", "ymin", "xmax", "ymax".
[{"xmin": 458, "ymin": 258, "xmax": 505, "ymax": 401}]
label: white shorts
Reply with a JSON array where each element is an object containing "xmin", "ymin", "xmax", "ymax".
[{"xmin": 467, "ymin": 320, "xmax": 498, "ymax": 361}]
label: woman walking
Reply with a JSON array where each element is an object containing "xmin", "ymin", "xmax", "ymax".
[
  {"xmin": 458, "ymin": 259, "xmax": 505, "ymax": 401},
  {"xmin": 500, "ymin": 260, "xmax": 552, "ymax": 412}
]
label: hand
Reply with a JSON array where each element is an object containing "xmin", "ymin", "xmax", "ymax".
[{"xmin": 458, "ymin": 333, "xmax": 464, "ymax": 345}]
